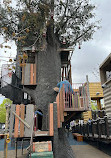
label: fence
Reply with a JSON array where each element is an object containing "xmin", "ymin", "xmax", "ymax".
[{"xmin": 72, "ymin": 116, "xmax": 111, "ymax": 141}]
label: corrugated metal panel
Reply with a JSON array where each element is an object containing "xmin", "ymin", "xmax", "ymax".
[
  {"xmin": 103, "ymin": 80, "xmax": 111, "ymax": 117},
  {"xmin": 103, "ymin": 80, "xmax": 111, "ymax": 135}
]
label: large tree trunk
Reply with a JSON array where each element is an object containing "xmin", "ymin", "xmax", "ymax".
[
  {"xmin": 25, "ymin": 42, "xmax": 61, "ymax": 130},
  {"xmin": 24, "ymin": 18, "xmax": 61, "ymax": 130},
  {"xmin": 35, "ymin": 44, "xmax": 61, "ymax": 130}
]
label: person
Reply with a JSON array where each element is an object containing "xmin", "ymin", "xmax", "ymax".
[
  {"xmin": 57, "ymin": 78, "xmax": 74, "ymax": 107},
  {"xmin": 57, "ymin": 78, "xmax": 74, "ymax": 94},
  {"xmin": 88, "ymin": 118, "xmax": 91, "ymax": 125},
  {"xmin": 88, "ymin": 118, "xmax": 92, "ymax": 133},
  {"xmin": 66, "ymin": 123, "xmax": 70, "ymax": 137}
]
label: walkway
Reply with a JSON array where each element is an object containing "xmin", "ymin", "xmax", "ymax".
[
  {"xmin": 67, "ymin": 132, "xmax": 111, "ymax": 158},
  {"xmin": 0, "ymin": 138, "xmax": 29, "ymax": 158}
]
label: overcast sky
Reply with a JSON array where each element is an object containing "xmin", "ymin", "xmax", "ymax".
[
  {"xmin": 0, "ymin": 0, "xmax": 111, "ymax": 83},
  {"xmin": 71, "ymin": 0, "xmax": 111, "ymax": 83}
]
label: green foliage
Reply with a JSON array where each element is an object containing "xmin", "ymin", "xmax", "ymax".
[
  {"xmin": 0, "ymin": 98, "xmax": 12, "ymax": 123},
  {"xmin": 0, "ymin": 0, "xmax": 99, "ymax": 48}
]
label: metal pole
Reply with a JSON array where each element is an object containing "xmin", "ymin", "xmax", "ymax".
[
  {"xmin": 4, "ymin": 104, "xmax": 10, "ymax": 158},
  {"xmin": 15, "ymin": 138, "xmax": 17, "ymax": 158},
  {"xmin": 21, "ymin": 139, "xmax": 24, "ymax": 155}
]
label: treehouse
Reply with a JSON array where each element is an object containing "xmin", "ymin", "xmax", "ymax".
[
  {"xmin": 20, "ymin": 47, "xmax": 74, "ymax": 86},
  {"xmin": 20, "ymin": 47, "xmax": 37, "ymax": 86},
  {"xmin": 60, "ymin": 48, "xmax": 74, "ymax": 83}
]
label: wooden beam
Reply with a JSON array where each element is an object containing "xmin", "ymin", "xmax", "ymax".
[
  {"xmin": 49, "ymin": 103, "xmax": 54, "ymax": 136},
  {"xmin": 33, "ymin": 64, "xmax": 36, "ymax": 84},
  {"xmin": 12, "ymin": 111, "xmax": 30, "ymax": 129},
  {"xmin": 60, "ymin": 87, "xmax": 64, "ymax": 122},
  {"xmin": 14, "ymin": 105, "xmax": 20, "ymax": 138},
  {"xmin": 30, "ymin": 64, "xmax": 34, "ymax": 84},
  {"xmin": 56, "ymin": 95, "xmax": 60, "ymax": 128}
]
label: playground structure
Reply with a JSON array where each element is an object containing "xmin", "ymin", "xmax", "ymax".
[
  {"xmin": 2, "ymin": 49, "xmax": 111, "ymax": 157},
  {"xmin": 72, "ymin": 53, "xmax": 111, "ymax": 144}
]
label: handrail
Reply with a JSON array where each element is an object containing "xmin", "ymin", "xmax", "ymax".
[
  {"xmin": 57, "ymin": 83, "xmax": 89, "ymax": 111},
  {"xmin": 72, "ymin": 116, "xmax": 111, "ymax": 140}
]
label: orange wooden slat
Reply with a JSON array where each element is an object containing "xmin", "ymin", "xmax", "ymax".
[
  {"xmin": 20, "ymin": 104, "xmax": 25, "ymax": 137},
  {"xmin": 59, "ymin": 87, "xmax": 64, "ymax": 122},
  {"xmin": 14, "ymin": 105, "xmax": 20, "ymax": 138},
  {"xmin": 49, "ymin": 103, "xmax": 54, "ymax": 136},
  {"xmin": 33, "ymin": 64, "xmax": 36, "ymax": 84},
  {"xmin": 56, "ymin": 94, "xmax": 60, "ymax": 128},
  {"xmin": 30, "ymin": 64, "xmax": 34, "ymax": 84},
  {"xmin": 63, "ymin": 84, "xmax": 65, "ymax": 109}
]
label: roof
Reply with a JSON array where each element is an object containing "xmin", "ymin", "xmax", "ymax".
[
  {"xmin": 89, "ymin": 82, "xmax": 103, "ymax": 99},
  {"xmin": 99, "ymin": 53, "xmax": 111, "ymax": 70}
]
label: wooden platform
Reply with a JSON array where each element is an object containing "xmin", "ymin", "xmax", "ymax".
[
  {"xmin": 72, "ymin": 133, "xmax": 83, "ymax": 142},
  {"xmin": 64, "ymin": 108, "xmax": 87, "ymax": 112},
  {"xmin": 34, "ymin": 131, "xmax": 49, "ymax": 137}
]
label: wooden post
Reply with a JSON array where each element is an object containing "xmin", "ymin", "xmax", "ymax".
[
  {"xmin": 49, "ymin": 103, "xmax": 54, "ymax": 136},
  {"xmin": 56, "ymin": 94, "xmax": 60, "ymax": 128},
  {"xmin": 97, "ymin": 99, "xmax": 101, "ymax": 110},
  {"xmin": 30, "ymin": 64, "xmax": 34, "ymax": 84},
  {"xmin": 86, "ymin": 75, "xmax": 91, "ymax": 110}
]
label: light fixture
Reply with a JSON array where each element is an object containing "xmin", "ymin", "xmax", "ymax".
[{"xmin": 96, "ymin": 92, "xmax": 100, "ymax": 95}]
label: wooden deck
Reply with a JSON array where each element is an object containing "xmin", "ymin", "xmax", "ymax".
[
  {"xmin": 64, "ymin": 108, "xmax": 87, "ymax": 112},
  {"xmin": 34, "ymin": 131, "xmax": 49, "ymax": 137}
]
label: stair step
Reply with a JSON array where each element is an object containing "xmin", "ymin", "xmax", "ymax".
[
  {"xmin": 33, "ymin": 141, "xmax": 52, "ymax": 152},
  {"xmin": 31, "ymin": 151, "xmax": 53, "ymax": 158}
]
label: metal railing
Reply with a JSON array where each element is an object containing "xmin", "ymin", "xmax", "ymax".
[{"xmin": 72, "ymin": 116, "xmax": 111, "ymax": 140}]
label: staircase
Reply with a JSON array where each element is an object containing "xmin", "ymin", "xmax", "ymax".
[{"xmin": 31, "ymin": 141, "xmax": 53, "ymax": 158}]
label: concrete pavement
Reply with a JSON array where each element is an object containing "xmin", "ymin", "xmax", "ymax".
[{"xmin": 67, "ymin": 132, "xmax": 111, "ymax": 158}]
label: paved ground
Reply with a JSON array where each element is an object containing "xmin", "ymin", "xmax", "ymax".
[
  {"xmin": 71, "ymin": 145, "xmax": 111, "ymax": 158},
  {"xmin": 0, "ymin": 133, "xmax": 111, "ymax": 158},
  {"xmin": 67, "ymin": 132, "xmax": 111, "ymax": 158},
  {"xmin": 0, "ymin": 138, "xmax": 29, "ymax": 158},
  {"xmin": 0, "ymin": 149, "xmax": 28, "ymax": 158}
]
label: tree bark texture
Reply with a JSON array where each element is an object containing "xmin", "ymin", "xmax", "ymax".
[{"xmin": 26, "ymin": 43, "xmax": 61, "ymax": 130}]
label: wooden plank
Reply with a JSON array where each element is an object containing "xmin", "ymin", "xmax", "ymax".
[
  {"xmin": 49, "ymin": 103, "xmax": 54, "ymax": 136},
  {"xmin": 24, "ymin": 104, "xmax": 34, "ymax": 137},
  {"xmin": 56, "ymin": 94, "xmax": 60, "ymax": 128},
  {"xmin": 14, "ymin": 105, "xmax": 20, "ymax": 138},
  {"xmin": 33, "ymin": 64, "xmax": 36, "ymax": 84},
  {"xmin": 30, "ymin": 64, "xmax": 34, "ymax": 84},
  {"xmin": 59, "ymin": 87, "xmax": 64, "ymax": 122},
  {"xmin": 22, "ymin": 67, "xmax": 24, "ymax": 84},
  {"xmin": 24, "ymin": 64, "xmax": 30, "ymax": 85},
  {"xmin": 9, "ymin": 104, "xmax": 16, "ymax": 137},
  {"xmin": 63, "ymin": 84, "xmax": 65, "ymax": 109},
  {"xmin": 20, "ymin": 104, "xmax": 25, "ymax": 137},
  {"xmin": 12, "ymin": 111, "xmax": 30, "ymax": 128}
]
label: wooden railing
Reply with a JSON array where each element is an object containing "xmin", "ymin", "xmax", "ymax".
[
  {"xmin": 9, "ymin": 104, "xmax": 34, "ymax": 138},
  {"xmin": 56, "ymin": 84, "xmax": 89, "ymax": 112}
]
